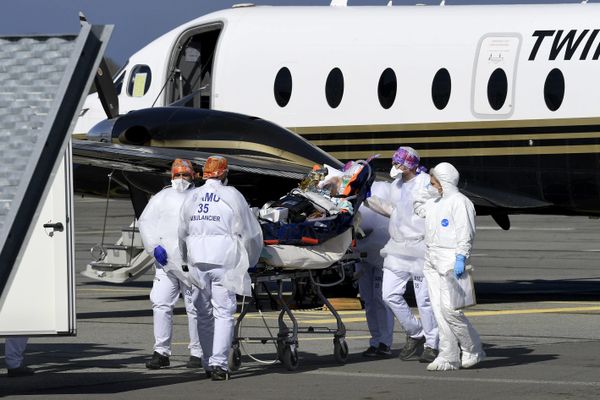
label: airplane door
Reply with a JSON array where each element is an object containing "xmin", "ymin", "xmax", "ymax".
[
  {"xmin": 472, "ymin": 34, "xmax": 521, "ymax": 117},
  {"xmin": 0, "ymin": 145, "xmax": 75, "ymax": 336}
]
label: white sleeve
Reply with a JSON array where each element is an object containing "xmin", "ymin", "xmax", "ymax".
[
  {"xmin": 234, "ymin": 191, "xmax": 263, "ymax": 267},
  {"xmin": 138, "ymin": 191, "xmax": 164, "ymax": 254},
  {"xmin": 178, "ymin": 192, "xmax": 192, "ymax": 262},
  {"xmin": 453, "ymin": 196, "xmax": 476, "ymax": 258},
  {"xmin": 364, "ymin": 195, "xmax": 393, "ymax": 218}
]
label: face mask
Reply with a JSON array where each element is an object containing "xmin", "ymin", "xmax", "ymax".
[
  {"xmin": 222, "ymin": 178, "xmax": 228, "ymax": 186},
  {"xmin": 427, "ymin": 184, "xmax": 441, "ymax": 198},
  {"xmin": 389, "ymin": 165, "xmax": 403, "ymax": 179},
  {"xmin": 172, "ymin": 178, "xmax": 191, "ymax": 192}
]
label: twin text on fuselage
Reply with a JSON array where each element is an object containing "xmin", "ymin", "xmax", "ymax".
[{"xmin": 529, "ymin": 29, "xmax": 600, "ymax": 61}]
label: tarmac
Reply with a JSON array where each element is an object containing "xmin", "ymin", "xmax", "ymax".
[{"xmin": 2, "ymin": 196, "xmax": 600, "ymax": 399}]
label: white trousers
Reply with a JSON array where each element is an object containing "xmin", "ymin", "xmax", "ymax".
[
  {"xmin": 193, "ymin": 267, "xmax": 237, "ymax": 371},
  {"xmin": 357, "ymin": 263, "xmax": 394, "ymax": 347},
  {"xmin": 423, "ymin": 259, "xmax": 482, "ymax": 364},
  {"xmin": 150, "ymin": 266, "xmax": 203, "ymax": 358},
  {"xmin": 382, "ymin": 263, "xmax": 439, "ymax": 349},
  {"xmin": 4, "ymin": 336, "xmax": 28, "ymax": 369}
]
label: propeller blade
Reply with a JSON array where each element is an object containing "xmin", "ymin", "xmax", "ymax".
[
  {"xmin": 94, "ymin": 58, "xmax": 120, "ymax": 119},
  {"xmin": 79, "ymin": 11, "xmax": 119, "ymax": 119}
]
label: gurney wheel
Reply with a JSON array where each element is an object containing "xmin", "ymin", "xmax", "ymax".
[
  {"xmin": 229, "ymin": 346, "xmax": 242, "ymax": 371},
  {"xmin": 281, "ymin": 345, "xmax": 299, "ymax": 371},
  {"xmin": 333, "ymin": 338, "xmax": 349, "ymax": 364}
]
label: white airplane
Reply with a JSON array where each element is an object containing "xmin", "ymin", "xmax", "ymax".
[{"xmin": 73, "ymin": 2, "xmax": 600, "ymax": 281}]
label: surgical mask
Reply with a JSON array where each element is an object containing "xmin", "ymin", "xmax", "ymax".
[
  {"xmin": 427, "ymin": 184, "xmax": 441, "ymax": 198},
  {"xmin": 389, "ymin": 165, "xmax": 403, "ymax": 179},
  {"xmin": 172, "ymin": 178, "xmax": 191, "ymax": 192}
]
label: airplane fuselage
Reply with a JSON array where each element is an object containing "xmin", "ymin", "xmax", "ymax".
[{"xmin": 76, "ymin": 4, "xmax": 600, "ymax": 216}]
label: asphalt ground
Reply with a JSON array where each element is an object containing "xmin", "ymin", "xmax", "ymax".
[{"xmin": 2, "ymin": 197, "xmax": 600, "ymax": 399}]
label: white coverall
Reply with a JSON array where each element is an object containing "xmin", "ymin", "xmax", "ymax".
[
  {"xmin": 356, "ymin": 181, "xmax": 394, "ymax": 349},
  {"xmin": 179, "ymin": 178, "xmax": 263, "ymax": 371},
  {"xmin": 368, "ymin": 173, "xmax": 438, "ymax": 350},
  {"xmin": 416, "ymin": 162, "xmax": 484, "ymax": 370},
  {"xmin": 4, "ymin": 337, "xmax": 28, "ymax": 369},
  {"xmin": 138, "ymin": 186, "xmax": 204, "ymax": 359}
]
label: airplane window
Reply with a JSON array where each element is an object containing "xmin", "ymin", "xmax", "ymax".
[
  {"xmin": 544, "ymin": 68, "xmax": 564, "ymax": 112},
  {"xmin": 487, "ymin": 68, "xmax": 508, "ymax": 111},
  {"xmin": 378, "ymin": 68, "xmax": 397, "ymax": 109},
  {"xmin": 325, "ymin": 68, "xmax": 344, "ymax": 108},
  {"xmin": 126, "ymin": 65, "xmax": 152, "ymax": 97},
  {"xmin": 431, "ymin": 68, "xmax": 451, "ymax": 110},
  {"xmin": 274, "ymin": 67, "xmax": 292, "ymax": 107}
]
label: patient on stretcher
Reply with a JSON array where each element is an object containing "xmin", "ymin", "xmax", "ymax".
[{"xmin": 259, "ymin": 159, "xmax": 375, "ymax": 247}]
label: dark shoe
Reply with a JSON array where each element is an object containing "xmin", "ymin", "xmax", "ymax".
[
  {"xmin": 186, "ymin": 355, "xmax": 203, "ymax": 369},
  {"xmin": 419, "ymin": 346, "xmax": 438, "ymax": 363},
  {"xmin": 145, "ymin": 351, "xmax": 170, "ymax": 369},
  {"xmin": 362, "ymin": 346, "xmax": 378, "ymax": 357},
  {"xmin": 211, "ymin": 366, "xmax": 230, "ymax": 381},
  {"xmin": 399, "ymin": 335, "xmax": 425, "ymax": 360},
  {"xmin": 376, "ymin": 343, "xmax": 392, "ymax": 357},
  {"xmin": 7, "ymin": 366, "xmax": 34, "ymax": 377}
]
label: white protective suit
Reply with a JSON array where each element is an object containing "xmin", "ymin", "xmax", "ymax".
[
  {"xmin": 138, "ymin": 186, "xmax": 204, "ymax": 359},
  {"xmin": 178, "ymin": 178, "xmax": 263, "ymax": 371},
  {"xmin": 4, "ymin": 337, "xmax": 28, "ymax": 369},
  {"xmin": 367, "ymin": 173, "xmax": 438, "ymax": 350},
  {"xmin": 416, "ymin": 162, "xmax": 484, "ymax": 371},
  {"xmin": 355, "ymin": 181, "xmax": 394, "ymax": 349}
]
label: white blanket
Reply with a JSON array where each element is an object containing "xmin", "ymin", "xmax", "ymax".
[{"xmin": 260, "ymin": 229, "xmax": 353, "ymax": 270}]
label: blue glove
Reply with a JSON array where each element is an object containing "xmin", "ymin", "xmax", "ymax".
[
  {"xmin": 454, "ymin": 254, "xmax": 466, "ymax": 278},
  {"xmin": 153, "ymin": 245, "xmax": 168, "ymax": 266}
]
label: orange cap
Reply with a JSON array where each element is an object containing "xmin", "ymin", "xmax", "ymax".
[
  {"xmin": 171, "ymin": 158, "xmax": 194, "ymax": 179},
  {"xmin": 202, "ymin": 155, "xmax": 228, "ymax": 180}
]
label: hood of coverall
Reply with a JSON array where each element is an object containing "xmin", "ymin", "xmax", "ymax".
[{"xmin": 431, "ymin": 162, "xmax": 460, "ymax": 197}]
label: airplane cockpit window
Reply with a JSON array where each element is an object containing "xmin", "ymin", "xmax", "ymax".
[
  {"xmin": 127, "ymin": 65, "xmax": 152, "ymax": 97},
  {"xmin": 325, "ymin": 67, "xmax": 344, "ymax": 108},
  {"xmin": 168, "ymin": 26, "xmax": 221, "ymax": 108},
  {"xmin": 487, "ymin": 68, "xmax": 508, "ymax": 111},
  {"xmin": 274, "ymin": 67, "xmax": 292, "ymax": 107},
  {"xmin": 378, "ymin": 68, "xmax": 397, "ymax": 109},
  {"xmin": 431, "ymin": 68, "xmax": 451, "ymax": 110},
  {"xmin": 544, "ymin": 68, "xmax": 565, "ymax": 112}
]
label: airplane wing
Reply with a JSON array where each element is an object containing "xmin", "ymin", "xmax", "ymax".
[{"xmin": 72, "ymin": 139, "xmax": 308, "ymax": 180}]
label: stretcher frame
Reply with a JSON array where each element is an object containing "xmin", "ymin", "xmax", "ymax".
[{"xmin": 230, "ymin": 251, "xmax": 360, "ymax": 371}]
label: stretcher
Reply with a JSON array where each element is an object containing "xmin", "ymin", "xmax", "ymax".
[{"xmin": 230, "ymin": 159, "xmax": 375, "ymax": 371}]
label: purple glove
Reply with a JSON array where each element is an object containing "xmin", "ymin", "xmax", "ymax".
[{"xmin": 154, "ymin": 245, "xmax": 168, "ymax": 266}]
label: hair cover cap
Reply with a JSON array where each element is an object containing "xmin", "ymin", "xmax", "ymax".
[
  {"xmin": 392, "ymin": 146, "xmax": 420, "ymax": 170},
  {"xmin": 171, "ymin": 158, "xmax": 194, "ymax": 179},
  {"xmin": 202, "ymin": 155, "xmax": 228, "ymax": 180}
]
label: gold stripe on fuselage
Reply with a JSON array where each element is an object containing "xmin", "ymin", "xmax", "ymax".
[
  {"xmin": 310, "ymin": 131, "xmax": 600, "ymax": 146},
  {"xmin": 331, "ymin": 144, "xmax": 600, "ymax": 160},
  {"xmin": 289, "ymin": 116, "xmax": 600, "ymax": 135}
]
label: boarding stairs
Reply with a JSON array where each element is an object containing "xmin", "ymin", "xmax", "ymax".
[{"xmin": 81, "ymin": 222, "xmax": 154, "ymax": 283}]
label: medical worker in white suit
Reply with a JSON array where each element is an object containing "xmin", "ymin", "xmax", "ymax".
[
  {"xmin": 414, "ymin": 162, "xmax": 485, "ymax": 371},
  {"xmin": 139, "ymin": 158, "xmax": 204, "ymax": 370},
  {"xmin": 179, "ymin": 155, "xmax": 263, "ymax": 381},
  {"xmin": 356, "ymin": 181, "xmax": 395, "ymax": 357},
  {"xmin": 366, "ymin": 147, "xmax": 439, "ymax": 363}
]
